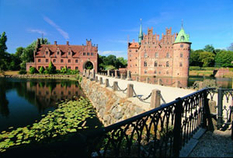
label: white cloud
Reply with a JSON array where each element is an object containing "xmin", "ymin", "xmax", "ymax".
[
  {"xmin": 98, "ymin": 50, "xmax": 127, "ymax": 59},
  {"xmin": 43, "ymin": 16, "xmax": 69, "ymax": 40},
  {"xmin": 28, "ymin": 29, "xmax": 47, "ymax": 35}
]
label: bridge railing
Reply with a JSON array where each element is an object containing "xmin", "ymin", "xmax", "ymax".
[{"xmin": 84, "ymin": 88, "xmax": 214, "ymax": 157}]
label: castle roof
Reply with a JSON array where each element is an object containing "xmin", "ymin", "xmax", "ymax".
[{"xmin": 174, "ymin": 27, "xmax": 191, "ymax": 44}]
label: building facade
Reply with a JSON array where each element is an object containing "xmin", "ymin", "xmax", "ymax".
[
  {"xmin": 128, "ymin": 23, "xmax": 191, "ymax": 78},
  {"xmin": 26, "ymin": 39, "xmax": 98, "ymax": 73}
]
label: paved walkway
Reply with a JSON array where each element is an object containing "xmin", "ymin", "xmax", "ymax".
[{"xmin": 96, "ymin": 74, "xmax": 195, "ymax": 111}]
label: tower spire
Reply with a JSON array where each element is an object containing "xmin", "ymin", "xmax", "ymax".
[
  {"xmin": 181, "ymin": 19, "xmax": 184, "ymax": 29},
  {"xmin": 138, "ymin": 18, "xmax": 143, "ymax": 45}
]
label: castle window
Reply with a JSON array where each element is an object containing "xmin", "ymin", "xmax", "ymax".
[
  {"xmin": 68, "ymin": 52, "xmax": 70, "ymax": 55},
  {"xmin": 87, "ymin": 52, "xmax": 90, "ymax": 56},
  {"xmin": 154, "ymin": 71, "xmax": 157, "ymax": 74},
  {"xmin": 155, "ymin": 52, "xmax": 158, "ymax": 58},
  {"xmin": 144, "ymin": 61, "xmax": 147, "ymax": 67},
  {"xmin": 61, "ymin": 59, "xmax": 63, "ymax": 63},
  {"xmin": 180, "ymin": 53, "xmax": 183, "ymax": 58},
  {"xmin": 144, "ymin": 53, "xmax": 147, "ymax": 58},
  {"xmin": 166, "ymin": 52, "xmax": 170, "ymax": 58},
  {"xmin": 180, "ymin": 62, "xmax": 183, "ymax": 67},
  {"xmin": 57, "ymin": 51, "xmax": 59, "ymax": 55},
  {"xmin": 144, "ymin": 70, "xmax": 147, "ymax": 74},
  {"xmin": 53, "ymin": 59, "xmax": 56, "ymax": 63},
  {"xmin": 38, "ymin": 59, "xmax": 41, "ymax": 62},
  {"xmin": 136, "ymin": 50, "xmax": 138, "ymax": 52},
  {"xmin": 181, "ymin": 36, "xmax": 185, "ymax": 41},
  {"xmin": 68, "ymin": 66, "xmax": 71, "ymax": 69},
  {"xmin": 68, "ymin": 59, "xmax": 71, "ymax": 63},
  {"xmin": 83, "ymin": 52, "xmax": 86, "ymax": 55},
  {"xmin": 46, "ymin": 51, "xmax": 48, "ymax": 55},
  {"xmin": 46, "ymin": 59, "xmax": 48, "ymax": 63},
  {"xmin": 91, "ymin": 53, "xmax": 93, "ymax": 56},
  {"xmin": 180, "ymin": 44, "xmax": 183, "ymax": 48},
  {"xmin": 129, "ymin": 50, "xmax": 131, "ymax": 52},
  {"xmin": 75, "ymin": 59, "xmax": 78, "ymax": 63},
  {"xmin": 166, "ymin": 61, "xmax": 169, "ymax": 67},
  {"xmin": 154, "ymin": 61, "xmax": 157, "ymax": 67},
  {"xmin": 75, "ymin": 67, "xmax": 78, "ymax": 70}
]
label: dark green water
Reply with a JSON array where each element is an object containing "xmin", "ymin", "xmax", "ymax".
[{"xmin": 0, "ymin": 78, "xmax": 101, "ymax": 132}]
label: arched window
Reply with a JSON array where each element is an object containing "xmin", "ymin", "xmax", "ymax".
[
  {"xmin": 155, "ymin": 52, "xmax": 158, "ymax": 58},
  {"xmin": 180, "ymin": 62, "xmax": 183, "ymax": 67},
  {"xmin": 181, "ymin": 36, "xmax": 185, "ymax": 41},
  {"xmin": 166, "ymin": 52, "xmax": 169, "ymax": 58},
  {"xmin": 154, "ymin": 71, "xmax": 157, "ymax": 74},
  {"xmin": 144, "ymin": 61, "xmax": 147, "ymax": 67},
  {"xmin": 144, "ymin": 52, "xmax": 147, "ymax": 58},
  {"xmin": 154, "ymin": 61, "xmax": 157, "ymax": 67},
  {"xmin": 180, "ymin": 53, "xmax": 183, "ymax": 58},
  {"xmin": 166, "ymin": 61, "xmax": 169, "ymax": 67},
  {"xmin": 144, "ymin": 70, "xmax": 147, "ymax": 74}
]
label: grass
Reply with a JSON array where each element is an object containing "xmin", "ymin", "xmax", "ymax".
[{"xmin": 0, "ymin": 71, "xmax": 19, "ymax": 75}]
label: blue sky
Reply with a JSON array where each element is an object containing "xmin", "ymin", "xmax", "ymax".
[{"xmin": 0, "ymin": 0, "xmax": 233, "ymax": 59}]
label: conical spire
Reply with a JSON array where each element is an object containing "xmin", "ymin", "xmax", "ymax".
[
  {"xmin": 138, "ymin": 18, "xmax": 143, "ymax": 45},
  {"xmin": 174, "ymin": 21, "xmax": 191, "ymax": 44}
]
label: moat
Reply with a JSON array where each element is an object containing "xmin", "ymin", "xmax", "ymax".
[{"xmin": 0, "ymin": 78, "xmax": 102, "ymax": 132}]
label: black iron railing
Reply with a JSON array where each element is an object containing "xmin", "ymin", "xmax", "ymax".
[{"xmin": 86, "ymin": 88, "xmax": 214, "ymax": 157}]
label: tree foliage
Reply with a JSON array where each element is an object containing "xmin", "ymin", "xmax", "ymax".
[
  {"xmin": 199, "ymin": 51, "xmax": 215, "ymax": 67},
  {"xmin": 203, "ymin": 44, "xmax": 215, "ymax": 53},
  {"xmin": 0, "ymin": 32, "xmax": 8, "ymax": 71},
  {"xmin": 227, "ymin": 43, "xmax": 233, "ymax": 51},
  {"xmin": 215, "ymin": 50, "xmax": 233, "ymax": 67},
  {"xmin": 47, "ymin": 61, "xmax": 56, "ymax": 74},
  {"xmin": 98, "ymin": 55, "xmax": 127, "ymax": 70}
]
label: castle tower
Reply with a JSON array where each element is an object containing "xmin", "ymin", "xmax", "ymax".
[
  {"xmin": 172, "ymin": 24, "xmax": 191, "ymax": 78},
  {"xmin": 138, "ymin": 19, "xmax": 143, "ymax": 45}
]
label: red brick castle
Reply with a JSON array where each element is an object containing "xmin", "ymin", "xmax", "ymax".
[
  {"xmin": 128, "ymin": 21, "xmax": 191, "ymax": 78},
  {"xmin": 26, "ymin": 39, "xmax": 98, "ymax": 73}
]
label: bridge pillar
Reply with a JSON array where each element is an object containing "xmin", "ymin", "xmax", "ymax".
[
  {"xmin": 107, "ymin": 70, "xmax": 110, "ymax": 77},
  {"xmin": 100, "ymin": 77, "xmax": 103, "ymax": 84},
  {"xmin": 92, "ymin": 69, "xmax": 95, "ymax": 80},
  {"xmin": 150, "ymin": 89, "xmax": 161, "ymax": 109},
  {"xmin": 126, "ymin": 84, "xmax": 133, "ymax": 98},
  {"xmin": 83, "ymin": 69, "xmax": 86, "ymax": 77},
  {"xmin": 115, "ymin": 70, "xmax": 118, "ymax": 78},
  {"xmin": 105, "ymin": 79, "xmax": 109, "ymax": 87},
  {"xmin": 95, "ymin": 76, "xmax": 98, "ymax": 82},
  {"xmin": 126, "ymin": 70, "xmax": 132, "ymax": 81},
  {"xmin": 113, "ymin": 81, "xmax": 118, "ymax": 91},
  {"xmin": 146, "ymin": 77, "xmax": 149, "ymax": 83},
  {"xmin": 120, "ymin": 73, "xmax": 123, "ymax": 79}
]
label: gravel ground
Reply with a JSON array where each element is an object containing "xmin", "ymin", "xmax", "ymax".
[{"xmin": 189, "ymin": 129, "xmax": 233, "ymax": 157}]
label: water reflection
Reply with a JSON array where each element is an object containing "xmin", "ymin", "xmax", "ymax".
[{"xmin": 0, "ymin": 78, "xmax": 85, "ymax": 131}]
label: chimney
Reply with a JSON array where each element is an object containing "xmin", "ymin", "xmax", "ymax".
[
  {"xmin": 66, "ymin": 41, "xmax": 69, "ymax": 45},
  {"xmin": 54, "ymin": 41, "xmax": 57, "ymax": 45}
]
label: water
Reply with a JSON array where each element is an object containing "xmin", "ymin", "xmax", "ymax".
[{"xmin": 0, "ymin": 78, "xmax": 100, "ymax": 132}]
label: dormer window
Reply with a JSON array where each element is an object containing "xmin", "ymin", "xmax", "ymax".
[
  {"xmin": 181, "ymin": 36, "xmax": 185, "ymax": 41},
  {"xmin": 57, "ymin": 51, "xmax": 59, "ymax": 55},
  {"xmin": 46, "ymin": 51, "xmax": 48, "ymax": 55},
  {"xmin": 83, "ymin": 52, "xmax": 86, "ymax": 56},
  {"xmin": 68, "ymin": 52, "xmax": 70, "ymax": 55}
]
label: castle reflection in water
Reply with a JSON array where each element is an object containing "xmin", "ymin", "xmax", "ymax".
[{"xmin": 26, "ymin": 80, "xmax": 85, "ymax": 108}]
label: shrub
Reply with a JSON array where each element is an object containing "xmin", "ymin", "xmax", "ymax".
[
  {"xmin": 29, "ymin": 67, "xmax": 37, "ymax": 74},
  {"xmin": 44, "ymin": 69, "xmax": 49, "ymax": 74},
  {"xmin": 39, "ymin": 66, "xmax": 45, "ymax": 74},
  {"xmin": 19, "ymin": 69, "xmax": 27, "ymax": 74},
  {"xmin": 47, "ymin": 61, "xmax": 56, "ymax": 74},
  {"xmin": 60, "ymin": 66, "xmax": 68, "ymax": 74}
]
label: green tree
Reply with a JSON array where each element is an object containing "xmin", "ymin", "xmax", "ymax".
[
  {"xmin": 47, "ymin": 61, "xmax": 56, "ymax": 74},
  {"xmin": 203, "ymin": 44, "xmax": 215, "ymax": 54},
  {"xmin": 20, "ymin": 38, "xmax": 49, "ymax": 70},
  {"xmin": 38, "ymin": 66, "xmax": 45, "ymax": 74},
  {"xmin": 215, "ymin": 50, "xmax": 233, "ymax": 67},
  {"xmin": 199, "ymin": 51, "xmax": 215, "ymax": 67},
  {"xmin": 29, "ymin": 67, "xmax": 37, "ymax": 74},
  {"xmin": 189, "ymin": 50, "xmax": 201, "ymax": 66},
  {"xmin": 0, "ymin": 32, "xmax": 8, "ymax": 71}
]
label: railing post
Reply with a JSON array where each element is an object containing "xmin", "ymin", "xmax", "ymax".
[
  {"xmin": 105, "ymin": 79, "xmax": 109, "ymax": 87},
  {"xmin": 202, "ymin": 89, "xmax": 214, "ymax": 131},
  {"xmin": 173, "ymin": 97, "xmax": 183, "ymax": 157},
  {"xmin": 126, "ymin": 70, "xmax": 132, "ymax": 81},
  {"xmin": 126, "ymin": 84, "xmax": 133, "ymax": 98},
  {"xmin": 113, "ymin": 81, "xmax": 118, "ymax": 91},
  {"xmin": 107, "ymin": 70, "xmax": 110, "ymax": 77},
  {"xmin": 95, "ymin": 76, "xmax": 98, "ymax": 82},
  {"xmin": 92, "ymin": 69, "xmax": 95, "ymax": 80},
  {"xmin": 120, "ymin": 73, "xmax": 123, "ymax": 79},
  {"xmin": 100, "ymin": 77, "xmax": 103, "ymax": 84},
  {"xmin": 217, "ymin": 88, "xmax": 223, "ymax": 129},
  {"xmin": 115, "ymin": 70, "xmax": 118, "ymax": 78},
  {"xmin": 150, "ymin": 89, "xmax": 161, "ymax": 109},
  {"xmin": 83, "ymin": 69, "xmax": 86, "ymax": 77}
]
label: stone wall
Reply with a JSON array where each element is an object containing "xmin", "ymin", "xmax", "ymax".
[{"xmin": 80, "ymin": 77, "xmax": 145, "ymax": 126}]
